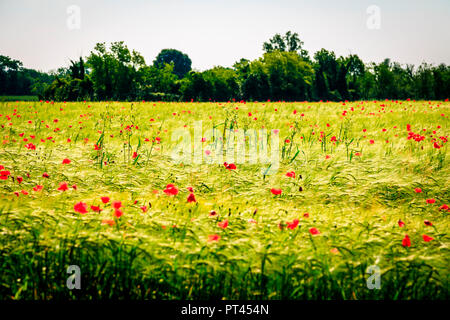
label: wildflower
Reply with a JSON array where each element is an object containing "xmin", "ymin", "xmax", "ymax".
[
  {"xmin": 62, "ymin": 158, "xmax": 71, "ymax": 164},
  {"xmin": 330, "ymin": 248, "xmax": 339, "ymax": 254},
  {"xmin": 402, "ymin": 234, "xmax": 411, "ymax": 247},
  {"xmin": 426, "ymin": 198, "xmax": 436, "ymax": 204},
  {"xmin": 0, "ymin": 170, "xmax": 11, "ymax": 180},
  {"xmin": 101, "ymin": 196, "xmax": 110, "ymax": 204},
  {"xmin": 74, "ymin": 202, "xmax": 88, "ymax": 214},
  {"xmin": 218, "ymin": 220, "xmax": 229, "ymax": 229},
  {"xmin": 112, "ymin": 200, "xmax": 122, "ymax": 209},
  {"xmin": 224, "ymin": 162, "xmax": 236, "ymax": 170},
  {"xmin": 102, "ymin": 219, "xmax": 115, "ymax": 226},
  {"xmin": 163, "ymin": 184, "xmax": 179, "ymax": 195},
  {"xmin": 270, "ymin": 188, "xmax": 282, "ymax": 195},
  {"xmin": 422, "ymin": 235, "xmax": 434, "ymax": 242},
  {"xmin": 414, "ymin": 188, "xmax": 422, "ymax": 193},
  {"xmin": 187, "ymin": 193, "xmax": 196, "ymax": 203},
  {"xmin": 90, "ymin": 205, "xmax": 102, "ymax": 212},
  {"xmin": 114, "ymin": 208, "xmax": 123, "ymax": 218},
  {"xmin": 58, "ymin": 182, "xmax": 69, "ymax": 191},
  {"xmin": 398, "ymin": 219, "xmax": 405, "ymax": 227},
  {"xmin": 309, "ymin": 227, "xmax": 320, "ymax": 235},
  {"xmin": 286, "ymin": 219, "xmax": 299, "ymax": 230},
  {"xmin": 286, "ymin": 171, "xmax": 295, "ymax": 178},
  {"xmin": 208, "ymin": 234, "xmax": 220, "ymax": 242}
]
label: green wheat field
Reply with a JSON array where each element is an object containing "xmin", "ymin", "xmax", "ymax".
[{"xmin": 0, "ymin": 100, "xmax": 448, "ymax": 300}]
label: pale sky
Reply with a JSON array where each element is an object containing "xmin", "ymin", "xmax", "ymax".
[{"xmin": 1, "ymin": 0, "xmax": 449, "ymax": 72}]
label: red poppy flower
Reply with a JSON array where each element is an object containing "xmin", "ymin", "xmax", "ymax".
[
  {"xmin": 58, "ymin": 182, "xmax": 69, "ymax": 191},
  {"xmin": 398, "ymin": 219, "xmax": 405, "ymax": 227},
  {"xmin": 42, "ymin": 172, "xmax": 50, "ymax": 178},
  {"xmin": 114, "ymin": 208, "xmax": 123, "ymax": 218},
  {"xmin": 426, "ymin": 198, "xmax": 436, "ymax": 204},
  {"xmin": 101, "ymin": 196, "xmax": 110, "ymax": 204},
  {"xmin": 0, "ymin": 170, "xmax": 11, "ymax": 180},
  {"xmin": 33, "ymin": 185, "xmax": 43, "ymax": 192},
  {"xmin": 270, "ymin": 188, "xmax": 282, "ymax": 195},
  {"xmin": 74, "ymin": 202, "xmax": 88, "ymax": 214},
  {"xmin": 422, "ymin": 234, "xmax": 434, "ymax": 242},
  {"xmin": 140, "ymin": 206, "xmax": 148, "ymax": 212},
  {"xmin": 62, "ymin": 158, "xmax": 71, "ymax": 164},
  {"xmin": 208, "ymin": 234, "xmax": 221, "ymax": 242},
  {"xmin": 369, "ymin": 140, "xmax": 375, "ymax": 144},
  {"xmin": 309, "ymin": 227, "xmax": 320, "ymax": 235},
  {"xmin": 286, "ymin": 171, "xmax": 295, "ymax": 178},
  {"xmin": 90, "ymin": 205, "xmax": 102, "ymax": 212},
  {"xmin": 132, "ymin": 152, "xmax": 138, "ymax": 159},
  {"xmin": 440, "ymin": 204, "xmax": 449, "ymax": 211},
  {"xmin": 17, "ymin": 176, "xmax": 23, "ymax": 184},
  {"xmin": 209, "ymin": 210, "xmax": 217, "ymax": 216},
  {"xmin": 102, "ymin": 219, "xmax": 115, "ymax": 226},
  {"xmin": 402, "ymin": 234, "xmax": 411, "ymax": 247},
  {"xmin": 187, "ymin": 193, "xmax": 196, "ymax": 203},
  {"xmin": 287, "ymin": 219, "xmax": 299, "ymax": 230},
  {"xmin": 224, "ymin": 162, "xmax": 237, "ymax": 170},
  {"xmin": 414, "ymin": 188, "xmax": 422, "ymax": 193},
  {"xmin": 21, "ymin": 190, "xmax": 28, "ymax": 195},
  {"xmin": 187, "ymin": 187, "xmax": 194, "ymax": 192},
  {"xmin": 303, "ymin": 213, "xmax": 309, "ymax": 218},
  {"xmin": 218, "ymin": 219, "xmax": 229, "ymax": 229},
  {"xmin": 163, "ymin": 184, "xmax": 179, "ymax": 195},
  {"xmin": 112, "ymin": 200, "xmax": 122, "ymax": 209},
  {"xmin": 424, "ymin": 220, "xmax": 433, "ymax": 226}
]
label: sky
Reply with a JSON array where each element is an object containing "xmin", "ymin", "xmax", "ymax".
[{"xmin": 1, "ymin": 0, "xmax": 449, "ymax": 72}]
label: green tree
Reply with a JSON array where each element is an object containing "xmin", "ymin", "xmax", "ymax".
[
  {"xmin": 154, "ymin": 49, "xmax": 192, "ymax": 79},
  {"xmin": 263, "ymin": 31, "xmax": 309, "ymax": 61}
]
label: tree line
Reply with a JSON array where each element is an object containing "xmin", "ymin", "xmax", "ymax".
[{"xmin": 1, "ymin": 32, "xmax": 449, "ymax": 102}]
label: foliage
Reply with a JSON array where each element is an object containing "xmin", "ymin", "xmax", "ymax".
[
  {"xmin": 2, "ymin": 32, "xmax": 450, "ymax": 102},
  {"xmin": 153, "ymin": 49, "xmax": 192, "ymax": 79}
]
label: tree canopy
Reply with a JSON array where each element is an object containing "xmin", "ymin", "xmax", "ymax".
[{"xmin": 1, "ymin": 32, "xmax": 449, "ymax": 102}]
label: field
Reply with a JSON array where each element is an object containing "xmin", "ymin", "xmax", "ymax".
[{"xmin": 0, "ymin": 100, "xmax": 448, "ymax": 300}]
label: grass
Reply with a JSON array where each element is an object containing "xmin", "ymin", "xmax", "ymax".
[
  {"xmin": 0, "ymin": 95, "xmax": 39, "ymax": 102},
  {"xmin": 0, "ymin": 100, "xmax": 448, "ymax": 300}
]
